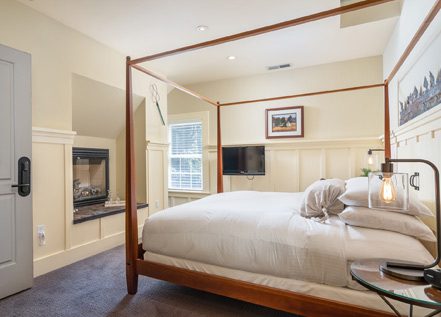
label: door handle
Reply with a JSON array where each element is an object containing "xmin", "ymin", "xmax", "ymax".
[{"xmin": 11, "ymin": 157, "xmax": 31, "ymax": 197}]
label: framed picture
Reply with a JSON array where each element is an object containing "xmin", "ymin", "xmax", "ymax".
[
  {"xmin": 265, "ymin": 106, "xmax": 304, "ymax": 139},
  {"xmin": 398, "ymin": 30, "xmax": 441, "ymax": 126}
]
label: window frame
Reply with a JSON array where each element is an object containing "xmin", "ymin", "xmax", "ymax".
[
  {"xmin": 168, "ymin": 122, "xmax": 203, "ymax": 191},
  {"xmin": 167, "ymin": 111, "xmax": 209, "ymax": 193}
]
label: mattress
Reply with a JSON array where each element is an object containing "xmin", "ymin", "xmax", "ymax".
[{"xmin": 142, "ymin": 191, "xmax": 433, "ymax": 288}]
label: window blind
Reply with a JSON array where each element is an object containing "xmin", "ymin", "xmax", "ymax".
[{"xmin": 168, "ymin": 122, "xmax": 203, "ymax": 190}]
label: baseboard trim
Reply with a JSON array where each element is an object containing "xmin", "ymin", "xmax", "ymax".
[
  {"xmin": 33, "ymin": 232, "xmax": 124, "ymax": 277},
  {"xmin": 33, "ymin": 226, "xmax": 143, "ymax": 277}
]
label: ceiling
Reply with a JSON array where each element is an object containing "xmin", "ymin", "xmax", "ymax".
[{"xmin": 19, "ymin": 0, "xmax": 401, "ymax": 84}]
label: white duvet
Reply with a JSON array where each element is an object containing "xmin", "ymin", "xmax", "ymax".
[{"xmin": 142, "ymin": 191, "xmax": 433, "ymax": 287}]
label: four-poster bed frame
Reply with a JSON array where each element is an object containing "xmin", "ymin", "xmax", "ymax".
[{"xmin": 125, "ymin": 1, "xmax": 441, "ymax": 316}]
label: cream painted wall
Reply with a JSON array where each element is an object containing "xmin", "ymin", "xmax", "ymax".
[
  {"xmin": 0, "ymin": 0, "xmax": 150, "ymax": 130},
  {"xmin": 383, "ymin": 0, "xmax": 441, "ymax": 230},
  {"xmin": 0, "ymin": 1, "xmax": 167, "ymax": 275},
  {"xmin": 169, "ymin": 56, "xmax": 384, "ymax": 146},
  {"xmin": 169, "ymin": 56, "xmax": 385, "ymax": 194}
]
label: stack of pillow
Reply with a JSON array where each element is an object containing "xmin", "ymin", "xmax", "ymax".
[{"xmin": 301, "ymin": 177, "xmax": 435, "ymax": 242}]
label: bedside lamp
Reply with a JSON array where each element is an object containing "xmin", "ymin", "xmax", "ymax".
[
  {"xmin": 367, "ymin": 148, "xmax": 384, "ymax": 167},
  {"xmin": 368, "ymin": 157, "xmax": 441, "ymax": 281}
]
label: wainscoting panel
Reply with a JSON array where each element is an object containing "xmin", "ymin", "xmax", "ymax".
[
  {"xmin": 147, "ymin": 142, "xmax": 168, "ymax": 216},
  {"xmin": 271, "ymin": 149, "xmax": 299, "ymax": 193},
  {"xmin": 325, "ymin": 148, "xmax": 352, "ymax": 180},
  {"xmin": 169, "ymin": 138, "xmax": 383, "ymax": 207},
  {"xmin": 168, "ymin": 191, "xmax": 211, "ymax": 207},
  {"xmin": 299, "ymin": 149, "xmax": 323, "ymax": 191},
  {"xmin": 32, "ymin": 128, "xmax": 149, "ymax": 277}
]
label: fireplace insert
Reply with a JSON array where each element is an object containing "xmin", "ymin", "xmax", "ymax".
[{"xmin": 73, "ymin": 147, "xmax": 109, "ymax": 207}]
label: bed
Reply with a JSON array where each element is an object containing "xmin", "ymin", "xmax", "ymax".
[
  {"xmin": 141, "ymin": 191, "xmax": 434, "ymax": 315},
  {"xmin": 124, "ymin": 1, "xmax": 441, "ymax": 316}
]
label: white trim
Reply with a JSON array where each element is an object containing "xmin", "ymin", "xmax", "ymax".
[
  {"xmin": 207, "ymin": 137, "xmax": 382, "ymax": 151},
  {"xmin": 32, "ymin": 127, "xmax": 77, "ymax": 144},
  {"xmin": 146, "ymin": 141, "xmax": 169, "ymax": 149},
  {"xmin": 168, "ymin": 190, "xmax": 211, "ymax": 195},
  {"xmin": 33, "ymin": 225, "xmax": 144, "ymax": 277},
  {"xmin": 391, "ymin": 106, "xmax": 441, "ymax": 144}
]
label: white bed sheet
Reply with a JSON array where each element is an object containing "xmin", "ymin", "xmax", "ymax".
[{"xmin": 142, "ymin": 191, "xmax": 433, "ymax": 288}]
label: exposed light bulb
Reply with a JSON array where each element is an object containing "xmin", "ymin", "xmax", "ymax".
[
  {"xmin": 368, "ymin": 155, "xmax": 374, "ymax": 165},
  {"xmin": 379, "ymin": 175, "xmax": 397, "ymax": 203}
]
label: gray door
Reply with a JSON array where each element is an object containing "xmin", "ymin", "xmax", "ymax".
[{"xmin": 0, "ymin": 44, "xmax": 32, "ymax": 299}]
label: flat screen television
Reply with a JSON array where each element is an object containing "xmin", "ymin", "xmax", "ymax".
[{"xmin": 222, "ymin": 146, "xmax": 265, "ymax": 175}]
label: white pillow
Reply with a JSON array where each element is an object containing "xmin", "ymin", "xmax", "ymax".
[
  {"xmin": 338, "ymin": 177, "xmax": 433, "ymax": 217},
  {"xmin": 300, "ymin": 178, "xmax": 345, "ymax": 219},
  {"xmin": 339, "ymin": 206, "xmax": 436, "ymax": 242}
]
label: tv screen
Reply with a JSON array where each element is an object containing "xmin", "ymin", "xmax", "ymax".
[{"xmin": 222, "ymin": 146, "xmax": 265, "ymax": 175}]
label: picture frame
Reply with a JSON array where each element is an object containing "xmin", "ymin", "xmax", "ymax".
[
  {"xmin": 398, "ymin": 30, "xmax": 441, "ymax": 126},
  {"xmin": 265, "ymin": 106, "xmax": 304, "ymax": 139}
]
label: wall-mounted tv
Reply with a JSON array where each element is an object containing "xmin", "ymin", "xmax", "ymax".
[{"xmin": 222, "ymin": 146, "xmax": 265, "ymax": 176}]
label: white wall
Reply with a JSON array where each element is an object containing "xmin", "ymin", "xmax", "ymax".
[
  {"xmin": 383, "ymin": 0, "xmax": 441, "ymax": 229},
  {"xmin": 168, "ymin": 56, "xmax": 385, "ymax": 197}
]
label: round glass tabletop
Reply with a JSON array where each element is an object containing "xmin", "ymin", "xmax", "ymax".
[{"xmin": 350, "ymin": 259, "xmax": 441, "ymax": 309}]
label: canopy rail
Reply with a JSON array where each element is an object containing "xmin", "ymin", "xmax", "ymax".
[
  {"xmin": 132, "ymin": 64, "xmax": 219, "ymax": 106},
  {"xmin": 219, "ymin": 83, "xmax": 384, "ymax": 107},
  {"xmin": 386, "ymin": 0, "xmax": 441, "ymax": 84},
  {"xmin": 129, "ymin": 0, "xmax": 394, "ymax": 65}
]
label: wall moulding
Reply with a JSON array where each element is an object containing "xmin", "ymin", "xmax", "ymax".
[
  {"xmin": 32, "ymin": 127, "xmax": 77, "ymax": 144},
  {"xmin": 206, "ymin": 137, "xmax": 382, "ymax": 151},
  {"xmin": 391, "ymin": 106, "xmax": 441, "ymax": 145}
]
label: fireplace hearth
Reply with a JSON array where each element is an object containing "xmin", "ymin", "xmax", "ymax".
[{"xmin": 73, "ymin": 147, "xmax": 109, "ymax": 207}]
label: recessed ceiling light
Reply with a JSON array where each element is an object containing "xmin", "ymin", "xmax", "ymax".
[
  {"xmin": 196, "ymin": 25, "xmax": 208, "ymax": 32},
  {"xmin": 227, "ymin": 56, "xmax": 236, "ymax": 60}
]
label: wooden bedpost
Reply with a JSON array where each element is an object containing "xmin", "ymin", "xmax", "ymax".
[
  {"xmin": 125, "ymin": 56, "xmax": 138, "ymax": 294},
  {"xmin": 217, "ymin": 104, "xmax": 223, "ymax": 193},
  {"xmin": 384, "ymin": 80, "xmax": 391, "ymax": 160}
]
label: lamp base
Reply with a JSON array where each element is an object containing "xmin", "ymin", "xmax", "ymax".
[{"xmin": 379, "ymin": 260, "xmax": 425, "ymax": 281}]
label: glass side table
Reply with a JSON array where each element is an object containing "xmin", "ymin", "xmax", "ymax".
[{"xmin": 351, "ymin": 259, "xmax": 441, "ymax": 317}]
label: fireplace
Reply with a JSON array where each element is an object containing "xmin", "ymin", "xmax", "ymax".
[{"xmin": 73, "ymin": 147, "xmax": 109, "ymax": 207}]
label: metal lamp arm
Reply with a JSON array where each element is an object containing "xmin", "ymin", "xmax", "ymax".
[{"xmin": 386, "ymin": 158, "xmax": 441, "ymax": 269}]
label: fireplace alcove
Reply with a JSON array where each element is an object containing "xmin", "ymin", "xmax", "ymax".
[{"xmin": 72, "ymin": 147, "xmax": 148, "ymax": 224}]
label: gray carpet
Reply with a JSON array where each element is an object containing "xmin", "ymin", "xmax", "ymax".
[{"xmin": 0, "ymin": 246, "xmax": 299, "ymax": 317}]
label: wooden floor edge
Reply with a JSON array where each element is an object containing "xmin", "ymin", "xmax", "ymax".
[{"xmin": 136, "ymin": 259, "xmax": 393, "ymax": 317}]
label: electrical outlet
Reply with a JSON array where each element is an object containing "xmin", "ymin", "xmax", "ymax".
[
  {"xmin": 155, "ymin": 200, "xmax": 160, "ymax": 208},
  {"xmin": 37, "ymin": 225, "xmax": 46, "ymax": 246}
]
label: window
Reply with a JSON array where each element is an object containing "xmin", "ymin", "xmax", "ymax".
[{"xmin": 169, "ymin": 122, "xmax": 203, "ymax": 191}]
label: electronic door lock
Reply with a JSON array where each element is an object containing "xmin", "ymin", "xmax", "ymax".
[{"xmin": 12, "ymin": 156, "xmax": 31, "ymax": 197}]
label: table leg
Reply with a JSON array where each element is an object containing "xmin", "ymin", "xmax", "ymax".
[
  {"xmin": 409, "ymin": 305, "xmax": 413, "ymax": 317},
  {"xmin": 379, "ymin": 295, "xmax": 403, "ymax": 317}
]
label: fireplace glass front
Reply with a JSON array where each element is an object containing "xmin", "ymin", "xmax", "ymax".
[{"xmin": 73, "ymin": 148, "xmax": 109, "ymax": 207}]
